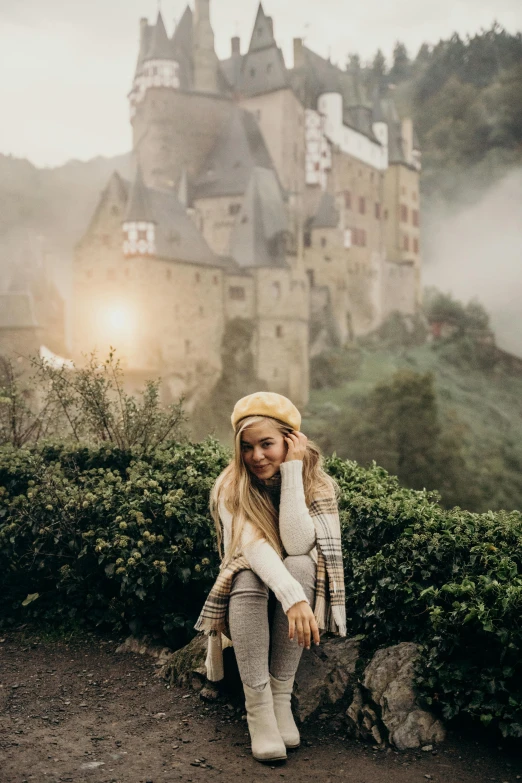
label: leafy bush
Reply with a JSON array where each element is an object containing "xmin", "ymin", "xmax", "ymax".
[
  {"xmin": 328, "ymin": 457, "xmax": 522, "ymax": 738},
  {"xmin": 310, "ymin": 347, "xmax": 362, "ymax": 390},
  {"xmin": 0, "ymin": 440, "xmax": 227, "ymax": 647},
  {"xmin": 0, "ymin": 442, "xmax": 520, "ymax": 737}
]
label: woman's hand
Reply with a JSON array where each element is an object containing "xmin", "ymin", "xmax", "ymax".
[
  {"xmin": 286, "ymin": 600, "xmax": 320, "ymax": 649},
  {"xmin": 284, "ymin": 430, "xmax": 308, "ymax": 462}
]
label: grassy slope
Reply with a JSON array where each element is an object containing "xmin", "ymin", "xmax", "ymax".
[{"xmin": 303, "ymin": 344, "xmax": 522, "ymax": 512}]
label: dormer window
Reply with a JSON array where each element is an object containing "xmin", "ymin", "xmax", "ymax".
[{"xmin": 123, "ymin": 221, "xmax": 156, "ymax": 256}]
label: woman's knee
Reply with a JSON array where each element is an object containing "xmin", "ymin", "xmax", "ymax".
[{"xmin": 230, "ymin": 568, "xmax": 269, "ymax": 598}]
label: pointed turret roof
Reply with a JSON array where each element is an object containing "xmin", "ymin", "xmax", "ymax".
[
  {"xmin": 145, "ymin": 11, "xmax": 173, "ymax": 61},
  {"xmin": 310, "ymin": 192, "xmax": 339, "ymax": 229},
  {"xmin": 193, "ymin": 107, "xmax": 276, "ymax": 199},
  {"xmin": 230, "ymin": 168, "xmax": 288, "ymax": 269},
  {"xmin": 125, "ymin": 165, "xmax": 156, "ymax": 223},
  {"xmin": 248, "ymin": 3, "xmax": 276, "ymax": 52}
]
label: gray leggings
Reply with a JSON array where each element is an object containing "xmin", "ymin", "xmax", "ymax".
[{"xmin": 227, "ymin": 554, "xmax": 316, "ymax": 690}]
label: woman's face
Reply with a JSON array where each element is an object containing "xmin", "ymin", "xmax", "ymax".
[{"xmin": 240, "ymin": 420, "xmax": 287, "ymax": 480}]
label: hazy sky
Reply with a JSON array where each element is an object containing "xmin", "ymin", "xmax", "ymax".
[{"xmin": 1, "ymin": 0, "xmax": 521, "ymax": 168}]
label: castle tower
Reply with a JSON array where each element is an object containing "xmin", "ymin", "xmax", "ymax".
[
  {"xmin": 193, "ymin": 0, "xmax": 219, "ymax": 94},
  {"xmin": 129, "ymin": 11, "xmax": 180, "ymax": 122},
  {"xmin": 131, "ymin": 6, "xmax": 231, "ymax": 190}
]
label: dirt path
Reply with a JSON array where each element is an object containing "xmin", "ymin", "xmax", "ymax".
[{"xmin": 0, "ymin": 630, "xmax": 521, "ymax": 783}]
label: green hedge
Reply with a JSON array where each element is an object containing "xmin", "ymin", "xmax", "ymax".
[{"xmin": 0, "ymin": 441, "xmax": 520, "ymax": 737}]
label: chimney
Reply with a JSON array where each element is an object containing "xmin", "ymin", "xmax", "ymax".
[
  {"xmin": 293, "ymin": 38, "xmax": 304, "ymax": 69},
  {"xmin": 231, "ymin": 36, "xmax": 241, "ymax": 56},
  {"xmin": 401, "ymin": 117, "xmax": 413, "ymax": 165}
]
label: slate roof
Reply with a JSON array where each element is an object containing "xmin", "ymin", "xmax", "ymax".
[
  {"xmin": 0, "ymin": 293, "xmax": 38, "ymax": 329},
  {"xmin": 289, "ymin": 46, "xmax": 377, "ymax": 140},
  {"xmin": 124, "ymin": 165, "xmax": 156, "ymax": 223},
  {"xmin": 145, "ymin": 11, "xmax": 173, "ymax": 61},
  {"xmin": 220, "ymin": 52, "xmax": 243, "ymax": 91},
  {"xmin": 310, "ymin": 192, "xmax": 339, "ymax": 229},
  {"xmin": 145, "ymin": 186, "xmax": 224, "ymax": 267},
  {"xmin": 229, "ymin": 167, "xmax": 288, "ymax": 269},
  {"xmin": 193, "ymin": 107, "xmax": 276, "ymax": 199}
]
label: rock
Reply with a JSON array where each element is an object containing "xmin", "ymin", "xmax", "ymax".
[
  {"xmin": 162, "ymin": 633, "xmax": 208, "ymax": 689},
  {"xmin": 115, "ymin": 635, "xmax": 172, "ymax": 666},
  {"xmin": 293, "ymin": 636, "xmax": 360, "ymax": 723},
  {"xmin": 346, "ymin": 642, "xmax": 446, "ymax": 751}
]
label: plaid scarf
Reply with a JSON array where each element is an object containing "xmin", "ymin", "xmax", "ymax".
[{"xmin": 194, "ymin": 491, "xmax": 346, "ymax": 681}]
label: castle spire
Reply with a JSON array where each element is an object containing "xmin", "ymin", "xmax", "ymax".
[
  {"xmin": 125, "ymin": 164, "xmax": 155, "ymax": 223},
  {"xmin": 146, "ymin": 10, "xmax": 172, "ymax": 61},
  {"xmin": 248, "ymin": 3, "xmax": 276, "ymax": 53},
  {"xmin": 193, "ymin": 0, "xmax": 219, "ymax": 93}
]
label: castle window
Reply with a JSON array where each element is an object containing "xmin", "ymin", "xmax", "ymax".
[
  {"xmin": 241, "ymin": 215, "xmax": 249, "ymax": 224},
  {"xmin": 199, "ymin": 306, "xmax": 204, "ymax": 317},
  {"xmin": 403, "ymin": 235, "xmax": 410, "ymax": 251},
  {"xmin": 166, "ymin": 269, "xmax": 172, "ymax": 280},
  {"xmin": 412, "ymin": 191, "xmax": 418, "ymax": 201},
  {"xmin": 384, "ymin": 209, "xmax": 389, "ymax": 220},
  {"xmin": 229, "ymin": 203, "xmax": 241, "ymax": 216},
  {"xmin": 358, "ymin": 197, "xmax": 366, "ymax": 215},
  {"xmin": 213, "ymin": 275, "xmax": 219, "ymax": 285},
  {"xmin": 413, "ymin": 238, "xmax": 419, "ymax": 254},
  {"xmin": 267, "ymin": 63, "xmax": 273, "ymax": 74},
  {"xmin": 185, "ymin": 339, "xmax": 191, "ymax": 355},
  {"xmin": 229, "ymin": 286, "xmax": 245, "ymax": 301},
  {"xmin": 167, "ymin": 230, "xmax": 180, "ymax": 243},
  {"xmin": 361, "ymin": 230, "xmax": 367, "ymax": 247},
  {"xmin": 344, "ymin": 191, "xmax": 352, "ymax": 209},
  {"xmin": 375, "ymin": 203, "xmax": 381, "ymax": 219},
  {"xmin": 304, "ymin": 231, "xmax": 311, "ymax": 248},
  {"xmin": 272, "ymin": 282, "xmax": 281, "ymax": 300},
  {"xmin": 412, "ymin": 209, "xmax": 419, "ymax": 227},
  {"xmin": 195, "ymin": 272, "xmax": 201, "ymax": 283},
  {"xmin": 276, "ymin": 325, "xmax": 283, "ymax": 338},
  {"xmin": 250, "ymin": 68, "xmax": 256, "ymax": 77},
  {"xmin": 324, "ymin": 255, "xmax": 331, "ymax": 262},
  {"xmin": 306, "ymin": 269, "xmax": 315, "ymax": 287},
  {"xmin": 111, "ymin": 205, "xmax": 119, "ymax": 216},
  {"xmin": 400, "ymin": 204, "xmax": 408, "ymax": 222},
  {"xmin": 321, "ymin": 237, "xmax": 327, "ymax": 248}
]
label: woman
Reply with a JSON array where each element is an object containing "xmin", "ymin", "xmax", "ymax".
[{"xmin": 195, "ymin": 391, "xmax": 346, "ymax": 764}]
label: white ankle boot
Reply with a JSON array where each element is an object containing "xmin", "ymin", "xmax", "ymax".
[
  {"xmin": 269, "ymin": 674, "xmax": 300, "ymax": 749},
  {"xmin": 243, "ymin": 680, "xmax": 287, "ymax": 763}
]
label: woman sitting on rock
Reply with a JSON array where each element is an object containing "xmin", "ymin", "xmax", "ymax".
[{"xmin": 195, "ymin": 391, "xmax": 346, "ymax": 764}]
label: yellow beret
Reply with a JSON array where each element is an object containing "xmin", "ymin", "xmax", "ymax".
[{"xmin": 231, "ymin": 391, "xmax": 301, "ymax": 432}]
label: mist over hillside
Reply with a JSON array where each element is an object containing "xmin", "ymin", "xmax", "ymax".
[{"xmin": 423, "ymin": 167, "xmax": 522, "ymax": 356}]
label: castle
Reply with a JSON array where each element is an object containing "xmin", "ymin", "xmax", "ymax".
[{"xmin": 72, "ymin": 1, "xmax": 422, "ymax": 410}]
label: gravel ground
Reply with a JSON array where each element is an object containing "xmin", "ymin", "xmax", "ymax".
[{"xmin": 0, "ymin": 630, "xmax": 521, "ymax": 783}]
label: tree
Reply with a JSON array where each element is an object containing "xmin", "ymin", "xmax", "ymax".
[
  {"xmin": 389, "ymin": 41, "xmax": 411, "ymax": 83},
  {"xmin": 372, "ymin": 48, "xmax": 387, "ymax": 82}
]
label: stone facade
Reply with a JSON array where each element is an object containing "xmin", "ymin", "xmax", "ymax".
[{"xmin": 71, "ymin": 3, "xmax": 422, "ymax": 411}]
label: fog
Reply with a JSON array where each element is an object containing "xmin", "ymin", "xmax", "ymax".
[{"xmin": 423, "ymin": 168, "xmax": 522, "ymax": 356}]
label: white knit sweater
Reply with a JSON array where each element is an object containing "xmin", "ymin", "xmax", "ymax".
[{"xmin": 218, "ymin": 459, "xmax": 318, "ymax": 613}]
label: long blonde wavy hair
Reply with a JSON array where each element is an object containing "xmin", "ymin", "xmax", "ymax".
[{"xmin": 210, "ymin": 415, "xmax": 338, "ymax": 567}]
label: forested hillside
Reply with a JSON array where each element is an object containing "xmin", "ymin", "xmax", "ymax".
[{"xmin": 358, "ymin": 24, "xmax": 522, "ymax": 202}]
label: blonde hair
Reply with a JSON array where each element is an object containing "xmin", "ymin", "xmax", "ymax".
[{"xmin": 210, "ymin": 415, "xmax": 338, "ymax": 566}]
